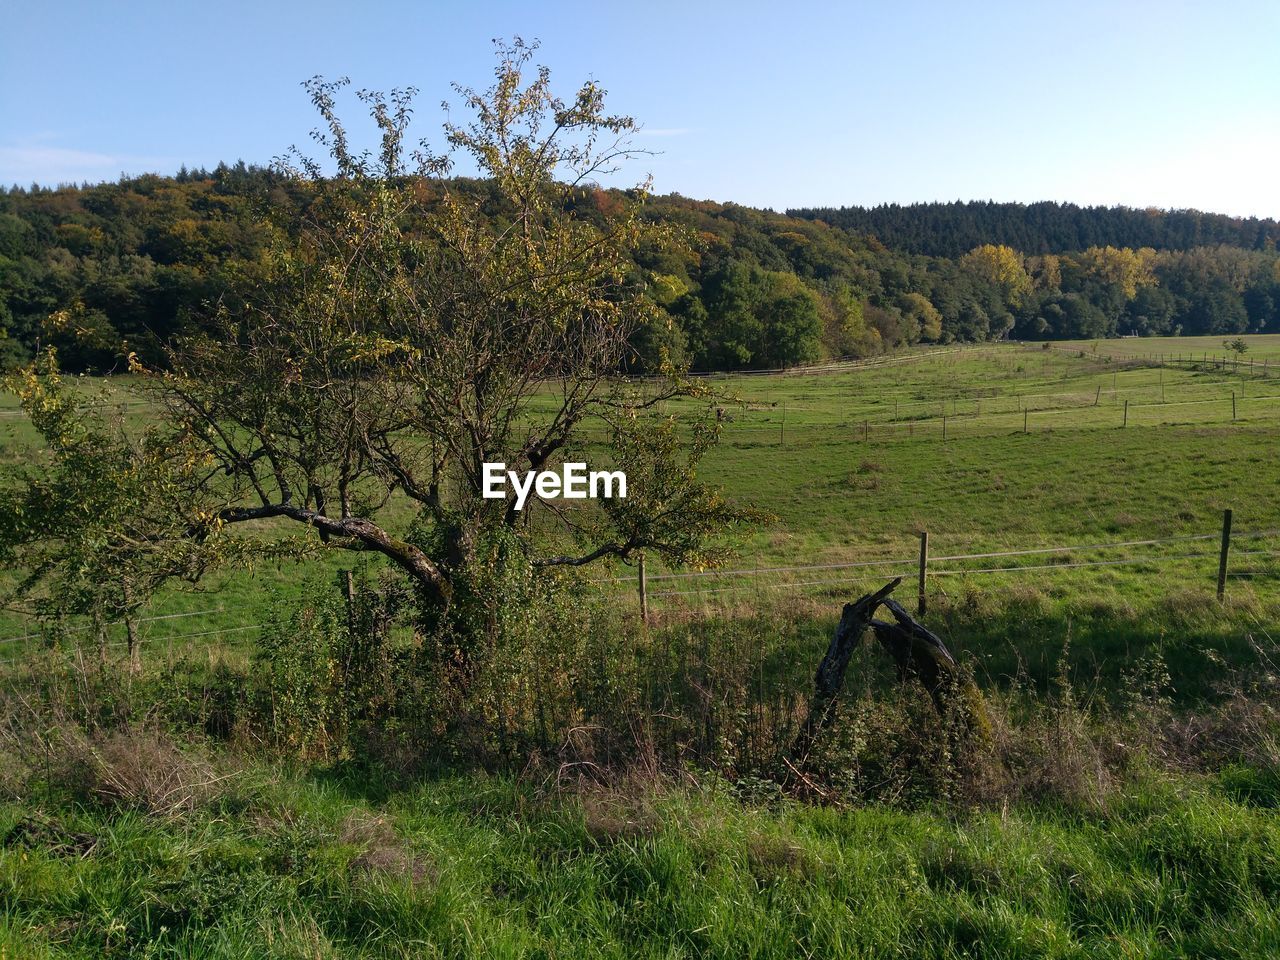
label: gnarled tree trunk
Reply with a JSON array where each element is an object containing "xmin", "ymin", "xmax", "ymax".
[
  {"xmin": 790, "ymin": 578, "xmax": 900, "ymax": 762},
  {"xmin": 871, "ymin": 597, "xmax": 991, "ymax": 743},
  {"xmin": 790, "ymin": 578, "xmax": 990, "ymax": 766}
]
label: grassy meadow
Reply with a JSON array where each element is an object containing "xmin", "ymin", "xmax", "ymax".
[
  {"xmin": 1053, "ymin": 334, "xmax": 1280, "ymax": 365},
  {"xmin": 6, "ymin": 337, "xmax": 1278, "ymax": 684},
  {"xmin": 4, "ymin": 336, "xmax": 1280, "ymax": 958}
]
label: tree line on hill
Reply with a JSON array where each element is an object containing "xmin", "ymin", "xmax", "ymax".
[
  {"xmin": 2, "ymin": 171, "xmax": 1278, "ymax": 373},
  {"xmin": 788, "ymin": 200, "xmax": 1280, "ymax": 258}
]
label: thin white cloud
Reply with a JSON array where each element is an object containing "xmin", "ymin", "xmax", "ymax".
[{"xmin": 0, "ymin": 143, "xmax": 177, "ymax": 187}]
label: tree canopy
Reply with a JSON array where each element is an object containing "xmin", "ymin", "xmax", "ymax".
[
  {"xmin": 4, "ymin": 144, "xmax": 1280, "ymax": 377},
  {"xmin": 1, "ymin": 43, "xmax": 754, "ymax": 660}
]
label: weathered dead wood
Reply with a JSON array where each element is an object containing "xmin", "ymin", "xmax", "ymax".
[
  {"xmin": 790, "ymin": 578, "xmax": 900, "ymax": 761},
  {"xmin": 872, "ymin": 597, "xmax": 991, "ymax": 741},
  {"xmin": 791, "ymin": 579, "xmax": 991, "ymax": 765},
  {"xmin": 870, "ymin": 597, "xmax": 958, "ymax": 713}
]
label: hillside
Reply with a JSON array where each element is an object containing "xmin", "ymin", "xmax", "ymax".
[
  {"xmin": 787, "ymin": 199, "xmax": 1280, "ymax": 258},
  {"xmin": 3, "ymin": 174, "xmax": 1279, "ymax": 373}
]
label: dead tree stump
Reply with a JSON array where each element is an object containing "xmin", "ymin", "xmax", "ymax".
[
  {"xmin": 790, "ymin": 578, "xmax": 900, "ymax": 761},
  {"xmin": 791, "ymin": 578, "xmax": 990, "ymax": 766},
  {"xmin": 871, "ymin": 597, "xmax": 991, "ymax": 743}
]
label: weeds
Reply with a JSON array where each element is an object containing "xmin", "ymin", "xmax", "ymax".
[
  {"xmin": 6, "ymin": 585, "xmax": 1279, "ymax": 819},
  {"xmin": 4, "ymin": 582, "xmax": 1280, "ymax": 956}
]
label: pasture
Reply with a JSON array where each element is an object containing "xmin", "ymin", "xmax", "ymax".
[
  {"xmin": 4, "ymin": 338, "xmax": 1280, "ymax": 683},
  {"xmin": 1053, "ymin": 333, "xmax": 1280, "ymax": 365},
  {"xmin": 5, "ymin": 337, "xmax": 1280, "ymax": 959}
]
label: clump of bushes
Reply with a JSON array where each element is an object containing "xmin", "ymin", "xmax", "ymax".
[{"xmin": 5, "ymin": 580, "xmax": 1280, "ymax": 817}]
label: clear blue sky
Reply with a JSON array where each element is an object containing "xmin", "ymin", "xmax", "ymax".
[{"xmin": 3, "ymin": 0, "xmax": 1278, "ymax": 217}]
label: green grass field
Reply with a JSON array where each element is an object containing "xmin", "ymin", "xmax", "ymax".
[
  {"xmin": 5, "ymin": 336, "xmax": 1280, "ymax": 958},
  {"xmin": 1053, "ymin": 334, "xmax": 1280, "ymax": 365},
  {"xmin": 4, "ymin": 338, "xmax": 1280, "ymax": 671},
  {"xmin": 5, "ymin": 765, "xmax": 1280, "ymax": 959}
]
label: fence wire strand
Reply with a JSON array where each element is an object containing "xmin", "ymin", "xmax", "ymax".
[{"xmin": 1, "ymin": 527, "xmax": 1275, "ymax": 662}]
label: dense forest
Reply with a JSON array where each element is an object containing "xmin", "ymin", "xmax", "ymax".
[
  {"xmin": 788, "ymin": 200, "xmax": 1280, "ymax": 259},
  {"xmin": 2, "ymin": 169, "xmax": 1278, "ymax": 372}
]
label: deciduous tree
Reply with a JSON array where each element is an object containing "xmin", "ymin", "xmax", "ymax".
[{"xmin": 23, "ymin": 41, "xmax": 752, "ymax": 636}]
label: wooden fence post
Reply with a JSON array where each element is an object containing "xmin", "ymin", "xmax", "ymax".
[
  {"xmin": 93, "ymin": 611, "xmax": 107, "ymax": 667},
  {"xmin": 942, "ymin": 415, "xmax": 947, "ymax": 440},
  {"xmin": 1094, "ymin": 385, "xmax": 1101, "ymax": 406},
  {"xmin": 1123, "ymin": 399, "xmax": 1128, "ymax": 427},
  {"xmin": 125, "ymin": 616, "xmax": 140, "ymax": 675},
  {"xmin": 1232, "ymin": 392, "xmax": 1237, "ymax": 421},
  {"xmin": 122, "ymin": 581, "xmax": 140, "ymax": 674},
  {"xmin": 780, "ymin": 403, "xmax": 786, "ymax": 446},
  {"xmin": 638, "ymin": 553, "xmax": 649, "ymax": 624},
  {"xmin": 342, "ymin": 569, "xmax": 356, "ymax": 636},
  {"xmin": 1217, "ymin": 509, "xmax": 1232, "ymax": 603},
  {"xmin": 917, "ymin": 531, "xmax": 929, "ymax": 616},
  {"xmin": 1023, "ymin": 408, "xmax": 1028, "ymax": 434}
]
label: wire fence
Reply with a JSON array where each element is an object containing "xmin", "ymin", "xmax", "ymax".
[
  {"xmin": 606, "ymin": 518, "xmax": 1278, "ymax": 620},
  {"xmin": 583, "ymin": 347, "xmax": 1280, "ymax": 447},
  {"xmin": 688, "ymin": 343, "xmax": 1280, "ymax": 443},
  {"xmin": 683, "ymin": 343, "xmax": 998, "ymax": 379},
  {"xmin": 1046, "ymin": 343, "xmax": 1280, "ymax": 379},
  {"xmin": 3, "ymin": 517, "xmax": 1273, "ymax": 668},
  {"xmin": 703, "ymin": 391, "xmax": 1280, "ymax": 445}
]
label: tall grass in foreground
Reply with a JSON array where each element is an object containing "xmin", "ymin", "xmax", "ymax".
[
  {"xmin": 2, "ymin": 583, "xmax": 1279, "ymax": 956},
  {"xmin": 2, "ymin": 755, "xmax": 1280, "ymax": 957}
]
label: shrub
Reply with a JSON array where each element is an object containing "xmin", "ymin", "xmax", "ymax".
[{"xmin": 255, "ymin": 573, "xmax": 400, "ymax": 761}]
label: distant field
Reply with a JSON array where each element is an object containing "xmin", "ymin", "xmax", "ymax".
[
  {"xmin": 669, "ymin": 342, "xmax": 1280, "ymax": 561},
  {"xmin": 1051, "ymin": 333, "xmax": 1280, "ymax": 364},
  {"xmin": 3, "ymin": 341, "xmax": 1279, "ymax": 687},
  {"xmin": 603, "ymin": 342, "xmax": 1280, "ymax": 688}
]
